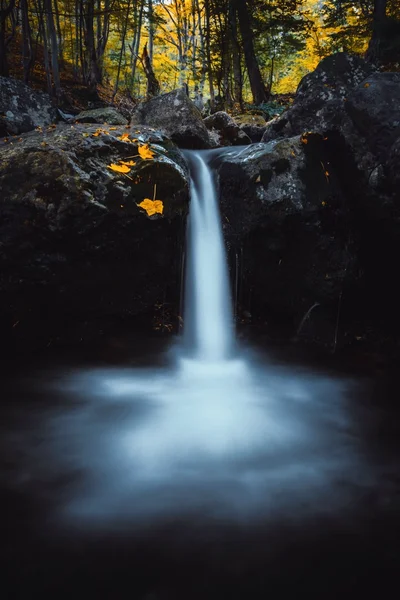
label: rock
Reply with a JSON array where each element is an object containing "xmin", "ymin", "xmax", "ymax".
[
  {"xmin": 345, "ymin": 72, "xmax": 400, "ymax": 163},
  {"xmin": 0, "ymin": 123, "xmax": 189, "ymax": 352},
  {"xmin": 130, "ymin": 88, "xmax": 211, "ymax": 149},
  {"xmin": 0, "ymin": 76, "xmax": 58, "ymax": 136},
  {"xmin": 262, "ymin": 53, "xmax": 375, "ymax": 142},
  {"xmin": 203, "ymin": 111, "xmax": 251, "ymax": 146},
  {"xmin": 233, "ymin": 113, "xmax": 267, "ymax": 143},
  {"xmin": 216, "ymin": 134, "xmax": 358, "ymax": 347},
  {"xmin": 74, "ymin": 107, "xmax": 128, "ymax": 126}
]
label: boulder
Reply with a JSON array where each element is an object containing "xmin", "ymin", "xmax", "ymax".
[
  {"xmin": 0, "ymin": 76, "xmax": 58, "ymax": 136},
  {"xmin": 216, "ymin": 134, "xmax": 359, "ymax": 346},
  {"xmin": 262, "ymin": 53, "xmax": 375, "ymax": 142},
  {"xmin": 74, "ymin": 107, "xmax": 128, "ymax": 126},
  {"xmin": 130, "ymin": 88, "xmax": 211, "ymax": 149},
  {"xmin": 203, "ymin": 111, "xmax": 251, "ymax": 146},
  {"xmin": 345, "ymin": 72, "xmax": 400, "ymax": 163},
  {"xmin": 0, "ymin": 123, "xmax": 189, "ymax": 352},
  {"xmin": 233, "ymin": 113, "xmax": 267, "ymax": 143}
]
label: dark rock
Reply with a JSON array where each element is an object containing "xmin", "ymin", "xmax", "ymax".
[
  {"xmin": 203, "ymin": 111, "xmax": 251, "ymax": 146},
  {"xmin": 0, "ymin": 76, "xmax": 58, "ymax": 137},
  {"xmin": 131, "ymin": 88, "xmax": 211, "ymax": 149},
  {"xmin": 216, "ymin": 130, "xmax": 400, "ymax": 347},
  {"xmin": 233, "ymin": 114, "xmax": 267, "ymax": 143},
  {"xmin": 0, "ymin": 123, "xmax": 189, "ymax": 352},
  {"xmin": 345, "ymin": 72, "xmax": 400, "ymax": 163},
  {"xmin": 262, "ymin": 53, "xmax": 375, "ymax": 142},
  {"xmin": 75, "ymin": 107, "xmax": 128, "ymax": 126}
]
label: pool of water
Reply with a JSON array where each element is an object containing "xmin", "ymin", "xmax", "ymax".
[{"xmin": 1, "ymin": 335, "xmax": 399, "ymax": 598}]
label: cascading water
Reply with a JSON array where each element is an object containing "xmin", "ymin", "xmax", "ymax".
[
  {"xmin": 2, "ymin": 145, "xmax": 369, "ymax": 535},
  {"xmin": 183, "ymin": 150, "xmax": 234, "ymax": 361}
]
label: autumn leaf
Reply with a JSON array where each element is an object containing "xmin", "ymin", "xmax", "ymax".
[
  {"xmin": 138, "ymin": 198, "xmax": 164, "ymax": 217},
  {"xmin": 364, "ymin": 82, "xmax": 370, "ymax": 88},
  {"xmin": 108, "ymin": 163, "xmax": 131, "ymax": 173},
  {"xmin": 138, "ymin": 143, "xmax": 155, "ymax": 160},
  {"xmin": 120, "ymin": 160, "xmax": 136, "ymax": 166},
  {"xmin": 118, "ymin": 132, "xmax": 131, "ymax": 142},
  {"xmin": 109, "ymin": 127, "xmax": 118, "ymax": 131}
]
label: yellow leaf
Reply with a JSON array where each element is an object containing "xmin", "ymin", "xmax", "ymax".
[
  {"xmin": 118, "ymin": 132, "xmax": 131, "ymax": 142},
  {"xmin": 364, "ymin": 82, "xmax": 370, "ymax": 88},
  {"xmin": 120, "ymin": 160, "xmax": 136, "ymax": 166},
  {"xmin": 322, "ymin": 201, "xmax": 326, "ymax": 206},
  {"xmin": 108, "ymin": 163, "xmax": 131, "ymax": 173},
  {"xmin": 82, "ymin": 133, "xmax": 90, "ymax": 138},
  {"xmin": 138, "ymin": 198, "xmax": 164, "ymax": 216},
  {"xmin": 109, "ymin": 127, "xmax": 118, "ymax": 131},
  {"xmin": 138, "ymin": 144, "xmax": 155, "ymax": 160}
]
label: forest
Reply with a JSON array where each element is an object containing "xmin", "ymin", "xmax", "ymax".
[{"xmin": 1, "ymin": 0, "xmax": 399, "ymax": 111}]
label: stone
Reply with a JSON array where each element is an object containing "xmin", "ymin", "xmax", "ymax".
[
  {"xmin": 262, "ymin": 53, "xmax": 375, "ymax": 142},
  {"xmin": 130, "ymin": 88, "xmax": 211, "ymax": 149},
  {"xmin": 0, "ymin": 123, "xmax": 189, "ymax": 352},
  {"xmin": 203, "ymin": 111, "xmax": 251, "ymax": 146},
  {"xmin": 0, "ymin": 76, "xmax": 58, "ymax": 136},
  {"xmin": 74, "ymin": 107, "xmax": 128, "ymax": 126}
]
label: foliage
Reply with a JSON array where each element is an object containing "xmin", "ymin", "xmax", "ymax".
[{"xmin": 1, "ymin": 0, "xmax": 398, "ymax": 106}]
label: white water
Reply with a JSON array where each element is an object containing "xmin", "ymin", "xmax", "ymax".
[{"xmin": 183, "ymin": 151, "xmax": 233, "ymax": 360}]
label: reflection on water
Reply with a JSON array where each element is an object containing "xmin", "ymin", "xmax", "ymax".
[{"xmin": 4, "ymin": 352, "xmax": 373, "ymax": 530}]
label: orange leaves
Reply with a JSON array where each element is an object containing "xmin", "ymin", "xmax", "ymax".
[
  {"xmin": 108, "ymin": 163, "xmax": 131, "ymax": 174},
  {"xmin": 120, "ymin": 160, "xmax": 136, "ymax": 166},
  {"xmin": 138, "ymin": 199, "xmax": 164, "ymax": 216},
  {"xmin": 138, "ymin": 143, "xmax": 155, "ymax": 160}
]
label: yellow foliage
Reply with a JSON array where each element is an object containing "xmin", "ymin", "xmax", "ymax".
[
  {"xmin": 138, "ymin": 144, "xmax": 155, "ymax": 160},
  {"xmin": 108, "ymin": 163, "xmax": 131, "ymax": 173},
  {"xmin": 120, "ymin": 160, "xmax": 136, "ymax": 166},
  {"xmin": 138, "ymin": 199, "xmax": 164, "ymax": 216}
]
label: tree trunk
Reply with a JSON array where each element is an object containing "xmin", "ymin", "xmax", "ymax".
[
  {"xmin": 141, "ymin": 42, "xmax": 160, "ymax": 97},
  {"xmin": 148, "ymin": 0, "xmax": 154, "ymax": 62},
  {"xmin": 205, "ymin": 0, "xmax": 215, "ymax": 111},
  {"xmin": 366, "ymin": 0, "xmax": 387, "ymax": 62},
  {"xmin": 234, "ymin": 0, "xmax": 267, "ymax": 105},
  {"xmin": 113, "ymin": 0, "xmax": 131, "ymax": 100},
  {"xmin": 21, "ymin": 0, "xmax": 34, "ymax": 83},
  {"xmin": 131, "ymin": 0, "xmax": 144, "ymax": 88},
  {"xmin": 0, "ymin": 0, "xmax": 15, "ymax": 76},
  {"xmin": 44, "ymin": 0, "xmax": 61, "ymax": 98},
  {"xmin": 229, "ymin": 0, "xmax": 243, "ymax": 109}
]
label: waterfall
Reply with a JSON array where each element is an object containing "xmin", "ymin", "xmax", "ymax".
[{"xmin": 183, "ymin": 151, "xmax": 234, "ymax": 361}]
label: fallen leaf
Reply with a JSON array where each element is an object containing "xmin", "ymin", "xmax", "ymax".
[
  {"xmin": 255, "ymin": 175, "xmax": 261, "ymax": 183},
  {"xmin": 138, "ymin": 198, "xmax": 164, "ymax": 216},
  {"xmin": 119, "ymin": 132, "xmax": 131, "ymax": 142},
  {"xmin": 82, "ymin": 133, "xmax": 90, "ymax": 138},
  {"xmin": 41, "ymin": 141, "xmax": 47, "ymax": 146},
  {"xmin": 108, "ymin": 163, "xmax": 131, "ymax": 173},
  {"xmin": 109, "ymin": 127, "xmax": 118, "ymax": 131},
  {"xmin": 138, "ymin": 143, "xmax": 155, "ymax": 160},
  {"xmin": 120, "ymin": 160, "xmax": 136, "ymax": 166},
  {"xmin": 364, "ymin": 82, "xmax": 370, "ymax": 88}
]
